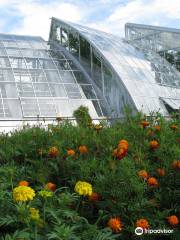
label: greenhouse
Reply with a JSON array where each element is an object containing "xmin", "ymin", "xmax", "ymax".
[{"xmin": 0, "ymin": 18, "xmax": 180, "ymax": 130}]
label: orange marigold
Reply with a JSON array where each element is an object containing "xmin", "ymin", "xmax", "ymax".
[
  {"xmin": 116, "ymin": 148, "xmax": 127, "ymax": 160},
  {"xmin": 108, "ymin": 217, "xmax": 123, "ymax": 233},
  {"xmin": 172, "ymin": 160, "xmax": 180, "ymax": 169},
  {"xmin": 48, "ymin": 146, "xmax": 59, "ymax": 158},
  {"xmin": 156, "ymin": 168, "xmax": 165, "ymax": 177},
  {"xmin": 79, "ymin": 145, "xmax": 88, "ymax": 154},
  {"xmin": 170, "ymin": 124, "xmax": 178, "ymax": 130},
  {"xmin": 149, "ymin": 140, "xmax": 159, "ymax": 149},
  {"xmin": 136, "ymin": 218, "xmax": 150, "ymax": 229},
  {"xmin": 167, "ymin": 215, "xmax": 179, "ymax": 226},
  {"xmin": 118, "ymin": 139, "xmax": 129, "ymax": 150},
  {"xmin": 154, "ymin": 125, "xmax": 161, "ymax": 131},
  {"xmin": 45, "ymin": 182, "xmax": 56, "ymax": 192},
  {"xmin": 67, "ymin": 149, "xmax": 75, "ymax": 156},
  {"xmin": 89, "ymin": 192, "xmax": 101, "ymax": 202},
  {"xmin": 147, "ymin": 177, "xmax": 159, "ymax": 187},
  {"xmin": 19, "ymin": 181, "xmax": 29, "ymax": 186},
  {"xmin": 141, "ymin": 120, "xmax": 150, "ymax": 128},
  {"xmin": 138, "ymin": 170, "xmax": 149, "ymax": 179}
]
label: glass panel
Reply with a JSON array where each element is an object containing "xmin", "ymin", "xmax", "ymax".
[
  {"xmin": 34, "ymin": 83, "xmax": 51, "ymax": 97},
  {"xmin": 14, "ymin": 70, "xmax": 32, "ymax": 83},
  {"xmin": 61, "ymin": 27, "xmax": 69, "ymax": 49},
  {"xmin": 6, "ymin": 48, "xmax": 21, "ymax": 57},
  {"xmin": 16, "ymin": 40, "xmax": 32, "ymax": 49},
  {"xmin": 39, "ymin": 59, "xmax": 56, "ymax": 69},
  {"xmin": 0, "ymin": 69, "xmax": 14, "ymax": 82},
  {"xmin": 3, "ymin": 99, "xmax": 22, "ymax": 118},
  {"xmin": 0, "ymin": 83, "xmax": 18, "ymax": 98},
  {"xmin": 0, "ymin": 57, "xmax": 10, "ymax": 68},
  {"xmin": 50, "ymin": 50, "xmax": 65, "ymax": 59},
  {"xmin": 64, "ymin": 84, "xmax": 82, "ymax": 98},
  {"xmin": 2, "ymin": 40, "xmax": 17, "ymax": 48},
  {"xmin": 29, "ymin": 69, "xmax": 47, "ymax": 82},
  {"xmin": 45, "ymin": 70, "xmax": 62, "ymax": 83},
  {"xmin": 80, "ymin": 36, "xmax": 91, "ymax": 74},
  {"xmin": 73, "ymin": 71, "xmax": 89, "ymax": 84},
  {"xmin": 69, "ymin": 31, "xmax": 79, "ymax": 57},
  {"xmin": 92, "ymin": 50, "xmax": 102, "ymax": 90},
  {"xmin": 21, "ymin": 98, "xmax": 39, "ymax": 117},
  {"xmin": 0, "ymin": 48, "xmax": 6, "ymax": 56},
  {"xmin": 60, "ymin": 71, "xmax": 75, "ymax": 83},
  {"xmin": 25, "ymin": 58, "xmax": 41, "ymax": 69},
  {"xmin": 54, "ymin": 99, "xmax": 71, "ymax": 117},
  {"xmin": 38, "ymin": 99, "xmax": 56, "ymax": 116},
  {"xmin": 103, "ymin": 63, "xmax": 112, "ymax": 97},
  {"xmin": 9, "ymin": 57, "xmax": 27, "ymax": 69},
  {"xmin": 49, "ymin": 84, "xmax": 67, "ymax": 97},
  {"xmin": 81, "ymin": 85, "xmax": 97, "ymax": 99},
  {"xmin": 17, "ymin": 83, "xmax": 35, "ymax": 97},
  {"xmin": 54, "ymin": 59, "xmax": 71, "ymax": 70}
]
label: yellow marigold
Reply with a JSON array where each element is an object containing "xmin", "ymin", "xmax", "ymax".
[
  {"xmin": 138, "ymin": 170, "xmax": 149, "ymax": 179},
  {"xmin": 29, "ymin": 208, "xmax": 40, "ymax": 221},
  {"xmin": 18, "ymin": 181, "xmax": 29, "ymax": 186},
  {"xmin": 67, "ymin": 149, "xmax": 75, "ymax": 156},
  {"xmin": 136, "ymin": 218, "xmax": 150, "ymax": 229},
  {"xmin": 147, "ymin": 177, "xmax": 159, "ymax": 187},
  {"xmin": 94, "ymin": 124, "xmax": 103, "ymax": 131},
  {"xmin": 108, "ymin": 217, "xmax": 123, "ymax": 233},
  {"xmin": 149, "ymin": 140, "xmax": 159, "ymax": 149},
  {"xmin": 74, "ymin": 181, "xmax": 92, "ymax": 196},
  {"xmin": 141, "ymin": 120, "xmax": 150, "ymax": 128},
  {"xmin": 156, "ymin": 168, "xmax": 165, "ymax": 176},
  {"xmin": 167, "ymin": 215, "xmax": 179, "ymax": 226},
  {"xmin": 13, "ymin": 186, "xmax": 35, "ymax": 202},
  {"xmin": 48, "ymin": 146, "xmax": 59, "ymax": 158},
  {"xmin": 39, "ymin": 190, "xmax": 53, "ymax": 198},
  {"xmin": 79, "ymin": 145, "xmax": 88, "ymax": 154}
]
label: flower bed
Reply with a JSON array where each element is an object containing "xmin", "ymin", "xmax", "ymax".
[{"xmin": 0, "ymin": 113, "xmax": 179, "ymax": 239}]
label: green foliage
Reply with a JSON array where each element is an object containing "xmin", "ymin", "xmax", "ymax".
[{"xmin": 0, "ymin": 112, "xmax": 179, "ymax": 239}]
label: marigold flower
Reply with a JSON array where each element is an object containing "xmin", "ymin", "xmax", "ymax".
[
  {"xmin": 149, "ymin": 140, "xmax": 159, "ymax": 149},
  {"xmin": 156, "ymin": 168, "xmax": 165, "ymax": 176},
  {"xmin": 13, "ymin": 186, "xmax": 35, "ymax": 202},
  {"xmin": 154, "ymin": 125, "xmax": 161, "ymax": 131},
  {"xmin": 136, "ymin": 218, "xmax": 150, "ymax": 229},
  {"xmin": 147, "ymin": 177, "xmax": 159, "ymax": 187},
  {"xmin": 108, "ymin": 217, "xmax": 123, "ymax": 233},
  {"xmin": 67, "ymin": 149, "xmax": 75, "ymax": 156},
  {"xmin": 29, "ymin": 208, "xmax": 40, "ymax": 221},
  {"xmin": 89, "ymin": 192, "xmax": 101, "ymax": 202},
  {"xmin": 170, "ymin": 124, "xmax": 178, "ymax": 130},
  {"xmin": 141, "ymin": 121, "xmax": 150, "ymax": 128},
  {"xmin": 138, "ymin": 170, "xmax": 149, "ymax": 179},
  {"xmin": 118, "ymin": 139, "xmax": 129, "ymax": 150},
  {"xmin": 39, "ymin": 190, "xmax": 53, "ymax": 198},
  {"xmin": 172, "ymin": 160, "xmax": 180, "ymax": 169},
  {"xmin": 18, "ymin": 181, "xmax": 29, "ymax": 186},
  {"xmin": 167, "ymin": 215, "xmax": 179, "ymax": 226},
  {"xmin": 74, "ymin": 181, "xmax": 92, "ymax": 196},
  {"xmin": 45, "ymin": 182, "xmax": 56, "ymax": 192},
  {"xmin": 117, "ymin": 148, "xmax": 127, "ymax": 160},
  {"xmin": 79, "ymin": 145, "xmax": 88, "ymax": 154},
  {"xmin": 147, "ymin": 130, "xmax": 154, "ymax": 137},
  {"xmin": 113, "ymin": 148, "xmax": 118, "ymax": 157},
  {"xmin": 94, "ymin": 124, "xmax": 103, "ymax": 131},
  {"xmin": 48, "ymin": 146, "xmax": 59, "ymax": 158}
]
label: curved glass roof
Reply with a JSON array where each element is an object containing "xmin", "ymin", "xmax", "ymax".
[
  {"xmin": 50, "ymin": 18, "xmax": 180, "ymax": 115},
  {"xmin": 0, "ymin": 33, "xmax": 102, "ymax": 119}
]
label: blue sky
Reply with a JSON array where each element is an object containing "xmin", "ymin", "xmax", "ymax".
[{"xmin": 0, "ymin": 0, "xmax": 180, "ymax": 39}]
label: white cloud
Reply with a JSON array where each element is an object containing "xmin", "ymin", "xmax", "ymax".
[{"xmin": 8, "ymin": 1, "xmax": 85, "ymax": 39}]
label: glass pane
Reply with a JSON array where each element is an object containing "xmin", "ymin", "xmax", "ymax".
[
  {"xmin": 61, "ymin": 27, "xmax": 69, "ymax": 49},
  {"xmin": 0, "ymin": 83, "xmax": 18, "ymax": 98},
  {"xmin": 92, "ymin": 50, "xmax": 102, "ymax": 91},
  {"xmin": 0, "ymin": 69, "xmax": 14, "ymax": 81},
  {"xmin": 3, "ymin": 99, "xmax": 22, "ymax": 118},
  {"xmin": 73, "ymin": 71, "xmax": 89, "ymax": 84},
  {"xmin": 29, "ymin": 69, "xmax": 47, "ymax": 82},
  {"xmin": 49, "ymin": 84, "xmax": 67, "ymax": 97},
  {"xmin": 60, "ymin": 71, "xmax": 75, "ymax": 83},
  {"xmin": 21, "ymin": 98, "xmax": 39, "ymax": 117},
  {"xmin": 45, "ymin": 70, "xmax": 62, "ymax": 83},
  {"xmin": 17, "ymin": 83, "xmax": 35, "ymax": 97},
  {"xmin": 81, "ymin": 85, "xmax": 97, "ymax": 99},
  {"xmin": 34, "ymin": 83, "xmax": 51, "ymax": 97},
  {"xmin": 38, "ymin": 99, "xmax": 56, "ymax": 116},
  {"xmin": 25, "ymin": 58, "xmax": 41, "ymax": 69},
  {"xmin": 9, "ymin": 57, "xmax": 27, "ymax": 68},
  {"xmin": 0, "ymin": 57, "xmax": 10, "ymax": 68},
  {"xmin": 14, "ymin": 70, "xmax": 32, "ymax": 83},
  {"xmin": 39, "ymin": 59, "xmax": 56, "ymax": 69},
  {"xmin": 69, "ymin": 31, "xmax": 79, "ymax": 57},
  {"xmin": 6, "ymin": 48, "xmax": 21, "ymax": 57},
  {"xmin": 64, "ymin": 84, "xmax": 82, "ymax": 98},
  {"xmin": 80, "ymin": 36, "xmax": 91, "ymax": 75}
]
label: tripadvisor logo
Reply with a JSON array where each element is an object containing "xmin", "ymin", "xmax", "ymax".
[{"xmin": 135, "ymin": 227, "xmax": 174, "ymax": 235}]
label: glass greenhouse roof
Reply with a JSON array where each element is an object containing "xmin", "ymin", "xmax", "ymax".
[
  {"xmin": 0, "ymin": 33, "xmax": 101, "ymax": 120},
  {"xmin": 50, "ymin": 18, "xmax": 180, "ymax": 116}
]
